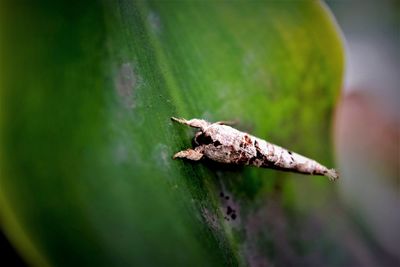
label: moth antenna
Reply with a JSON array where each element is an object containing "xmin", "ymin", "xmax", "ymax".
[
  {"xmin": 171, "ymin": 117, "xmax": 209, "ymax": 130},
  {"xmin": 215, "ymin": 119, "xmax": 238, "ymax": 126}
]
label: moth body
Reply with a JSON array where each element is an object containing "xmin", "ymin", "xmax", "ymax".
[{"xmin": 172, "ymin": 117, "xmax": 338, "ymax": 181}]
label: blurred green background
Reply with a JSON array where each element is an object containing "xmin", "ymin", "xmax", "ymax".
[{"xmin": 0, "ymin": 1, "xmax": 398, "ymax": 266}]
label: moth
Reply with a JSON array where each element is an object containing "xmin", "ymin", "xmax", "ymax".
[{"xmin": 171, "ymin": 117, "xmax": 339, "ymax": 181}]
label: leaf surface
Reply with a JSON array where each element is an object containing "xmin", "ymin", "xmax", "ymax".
[{"xmin": 0, "ymin": 1, "xmax": 344, "ymax": 266}]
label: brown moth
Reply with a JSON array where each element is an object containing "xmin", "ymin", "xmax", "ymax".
[{"xmin": 171, "ymin": 117, "xmax": 339, "ymax": 181}]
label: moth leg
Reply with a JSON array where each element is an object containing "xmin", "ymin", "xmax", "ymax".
[
  {"xmin": 173, "ymin": 148, "xmax": 204, "ymax": 161},
  {"xmin": 171, "ymin": 117, "xmax": 210, "ymax": 130},
  {"xmin": 194, "ymin": 131, "xmax": 202, "ymax": 146}
]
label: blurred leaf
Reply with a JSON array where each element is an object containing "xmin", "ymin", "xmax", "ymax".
[{"xmin": 0, "ymin": 1, "xmax": 344, "ymax": 266}]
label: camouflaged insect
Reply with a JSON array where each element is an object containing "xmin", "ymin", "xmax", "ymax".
[{"xmin": 171, "ymin": 117, "xmax": 339, "ymax": 181}]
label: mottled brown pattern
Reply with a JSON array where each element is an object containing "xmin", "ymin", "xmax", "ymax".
[{"xmin": 171, "ymin": 117, "xmax": 339, "ymax": 181}]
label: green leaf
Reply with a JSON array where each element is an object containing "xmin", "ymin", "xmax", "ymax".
[{"xmin": 0, "ymin": 1, "xmax": 344, "ymax": 266}]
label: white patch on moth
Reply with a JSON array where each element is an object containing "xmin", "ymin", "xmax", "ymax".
[{"xmin": 171, "ymin": 117, "xmax": 339, "ymax": 181}]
